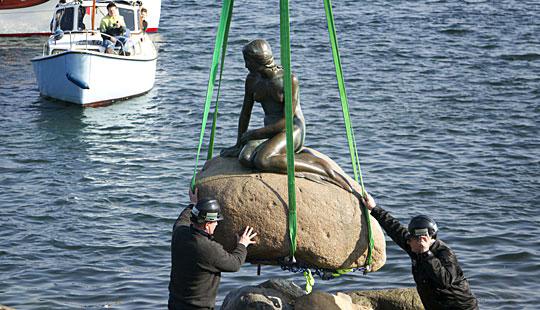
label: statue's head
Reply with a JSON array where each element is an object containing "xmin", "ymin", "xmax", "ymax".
[{"xmin": 243, "ymin": 39, "xmax": 275, "ymax": 69}]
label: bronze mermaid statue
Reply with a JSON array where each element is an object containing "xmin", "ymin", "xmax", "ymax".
[{"xmin": 220, "ymin": 39, "xmax": 355, "ymax": 192}]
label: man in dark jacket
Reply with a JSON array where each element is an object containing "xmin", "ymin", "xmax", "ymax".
[
  {"xmin": 361, "ymin": 192, "xmax": 478, "ymax": 310},
  {"xmin": 168, "ymin": 189, "xmax": 257, "ymax": 309}
]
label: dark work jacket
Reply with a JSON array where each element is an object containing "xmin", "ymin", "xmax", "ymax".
[
  {"xmin": 370, "ymin": 206, "xmax": 478, "ymax": 310},
  {"xmin": 168, "ymin": 206, "xmax": 247, "ymax": 310}
]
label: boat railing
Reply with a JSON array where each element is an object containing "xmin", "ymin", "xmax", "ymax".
[
  {"xmin": 99, "ymin": 32, "xmax": 146, "ymax": 56},
  {"xmin": 99, "ymin": 32, "xmax": 127, "ymax": 54},
  {"xmin": 44, "ymin": 30, "xmax": 131, "ymax": 56},
  {"xmin": 43, "ymin": 29, "xmax": 154, "ymax": 57}
]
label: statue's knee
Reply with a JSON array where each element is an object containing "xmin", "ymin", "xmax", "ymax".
[
  {"xmin": 253, "ymin": 156, "xmax": 269, "ymax": 170},
  {"xmin": 239, "ymin": 153, "xmax": 254, "ymax": 168}
]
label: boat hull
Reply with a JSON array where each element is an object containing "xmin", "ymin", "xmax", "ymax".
[{"xmin": 32, "ymin": 51, "xmax": 157, "ymax": 106}]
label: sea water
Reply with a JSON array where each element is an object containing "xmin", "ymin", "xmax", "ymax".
[{"xmin": 0, "ymin": 1, "xmax": 539, "ymax": 308}]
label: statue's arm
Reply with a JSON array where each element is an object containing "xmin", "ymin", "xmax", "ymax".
[
  {"xmin": 236, "ymin": 78, "xmax": 255, "ymax": 145},
  {"xmin": 291, "ymin": 74, "xmax": 300, "ymax": 118},
  {"xmin": 221, "ymin": 76, "xmax": 257, "ymax": 157}
]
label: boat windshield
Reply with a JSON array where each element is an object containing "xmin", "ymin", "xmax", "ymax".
[
  {"xmin": 51, "ymin": 5, "xmax": 138, "ymax": 32},
  {"xmin": 119, "ymin": 8, "xmax": 135, "ymax": 30},
  {"xmin": 81, "ymin": 6, "xmax": 137, "ymax": 32},
  {"xmin": 51, "ymin": 7, "xmax": 75, "ymax": 31}
]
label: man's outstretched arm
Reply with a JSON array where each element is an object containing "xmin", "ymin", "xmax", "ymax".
[{"xmin": 361, "ymin": 192, "xmax": 412, "ymax": 254}]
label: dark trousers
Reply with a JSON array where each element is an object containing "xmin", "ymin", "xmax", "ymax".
[{"xmin": 168, "ymin": 295, "xmax": 213, "ymax": 310}]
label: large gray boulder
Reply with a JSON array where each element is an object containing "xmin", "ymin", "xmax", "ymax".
[
  {"xmin": 195, "ymin": 156, "xmax": 386, "ymax": 270},
  {"xmin": 221, "ymin": 279, "xmax": 423, "ymax": 310},
  {"xmin": 221, "ymin": 279, "xmax": 305, "ymax": 310}
]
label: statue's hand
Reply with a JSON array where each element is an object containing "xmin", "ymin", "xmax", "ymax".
[{"xmin": 220, "ymin": 145, "xmax": 242, "ymax": 157}]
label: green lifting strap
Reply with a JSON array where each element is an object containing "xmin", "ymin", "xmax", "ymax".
[
  {"xmin": 191, "ymin": 0, "xmax": 234, "ymax": 191},
  {"xmin": 280, "ymin": 0, "xmax": 298, "ymax": 260},
  {"xmin": 323, "ymin": 0, "xmax": 374, "ymax": 268},
  {"xmin": 207, "ymin": 0, "xmax": 234, "ymax": 160}
]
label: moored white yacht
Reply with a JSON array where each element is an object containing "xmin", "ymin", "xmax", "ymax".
[{"xmin": 31, "ymin": 0, "xmax": 158, "ymax": 106}]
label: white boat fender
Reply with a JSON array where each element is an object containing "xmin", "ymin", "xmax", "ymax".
[{"xmin": 66, "ymin": 73, "xmax": 89, "ymax": 89}]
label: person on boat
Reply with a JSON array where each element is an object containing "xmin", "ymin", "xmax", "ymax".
[
  {"xmin": 220, "ymin": 39, "xmax": 352, "ymax": 190},
  {"xmin": 140, "ymin": 7, "xmax": 148, "ymax": 32},
  {"xmin": 360, "ymin": 192, "xmax": 479, "ymax": 310},
  {"xmin": 168, "ymin": 188, "xmax": 257, "ymax": 310},
  {"xmin": 99, "ymin": 2, "xmax": 130, "ymax": 55},
  {"xmin": 77, "ymin": 6, "xmax": 86, "ymax": 31}
]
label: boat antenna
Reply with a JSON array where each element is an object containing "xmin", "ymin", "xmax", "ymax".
[{"xmin": 91, "ymin": 0, "xmax": 97, "ymax": 30}]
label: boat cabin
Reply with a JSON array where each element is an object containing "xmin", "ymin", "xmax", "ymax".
[
  {"xmin": 50, "ymin": 0, "xmax": 145, "ymax": 33},
  {"xmin": 45, "ymin": 0, "xmax": 149, "ymax": 56}
]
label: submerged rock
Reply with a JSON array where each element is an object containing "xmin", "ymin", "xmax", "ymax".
[
  {"xmin": 295, "ymin": 291, "xmax": 366, "ymax": 310},
  {"xmin": 195, "ymin": 156, "xmax": 386, "ymax": 270},
  {"xmin": 345, "ymin": 288, "xmax": 424, "ymax": 310},
  {"xmin": 221, "ymin": 279, "xmax": 304, "ymax": 310},
  {"xmin": 222, "ymin": 279, "xmax": 423, "ymax": 310}
]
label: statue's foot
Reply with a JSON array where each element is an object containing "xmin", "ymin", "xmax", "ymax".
[{"xmin": 220, "ymin": 145, "xmax": 242, "ymax": 158}]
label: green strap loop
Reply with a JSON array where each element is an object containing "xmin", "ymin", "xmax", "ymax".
[
  {"xmin": 332, "ymin": 268, "xmax": 353, "ymax": 278},
  {"xmin": 323, "ymin": 0, "xmax": 374, "ymax": 268},
  {"xmin": 303, "ymin": 269, "xmax": 315, "ymax": 293},
  {"xmin": 191, "ymin": 0, "xmax": 234, "ymax": 191},
  {"xmin": 207, "ymin": 0, "xmax": 234, "ymax": 160},
  {"xmin": 280, "ymin": 0, "xmax": 298, "ymax": 260}
]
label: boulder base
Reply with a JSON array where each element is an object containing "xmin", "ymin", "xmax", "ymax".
[
  {"xmin": 295, "ymin": 291, "xmax": 366, "ymax": 310},
  {"xmin": 221, "ymin": 279, "xmax": 304, "ymax": 310},
  {"xmin": 221, "ymin": 279, "xmax": 423, "ymax": 310},
  {"xmin": 345, "ymin": 288, "xmax": 424, "ymax": 310},
  {"xmin": 195, "ymin": 156, "xmax": 386, "ymax": 270}
]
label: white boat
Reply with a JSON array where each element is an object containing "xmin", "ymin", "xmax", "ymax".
[
  {"xmin": 0, "ymin": 0, "xmax": 160, "ymax": 36},
  {"xmin": 31, "ymin": 0, "xmax": 158, "ymax": 106}
]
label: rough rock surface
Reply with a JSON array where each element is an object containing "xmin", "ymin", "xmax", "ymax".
[
  {"xmin": 295, "ymin": 291, "xmax": 366, "ymax": 310},
  {"xmin": 345, "ymin": 288, "xmax": 424, "ymax": 310},
  {"xmin": 222, "ymin": 279, "xmax": 423, "ymax": 310},
  {"xmin": 221, "ymin": 279, "xmax": 305, "ymax": 310},
  {"xmin": 195, "ymin": 156, "xmax": 386, "ymax": 270}
]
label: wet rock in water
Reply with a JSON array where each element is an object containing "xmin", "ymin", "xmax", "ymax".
[
  {"xmin": 195, "ymin": 156, "xmax": 386, "ymax": 270},
  {"xmin": 295, "ymin": 291, "xmax": 366, "ymax": 310},
  {"xmin": 221, "ymin": 279, "xmax": 304, "ymax": 310},
  {"xmin": 345, "ymin": 288, "xmax": 424, "ymax": 310},
  {"xmin": 0, "ymin": 306, "xmax": 16, "ymax": 310},
  {"xmin": 222, "ymin": 279, "xmax": 423, "ymax": 310}
]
